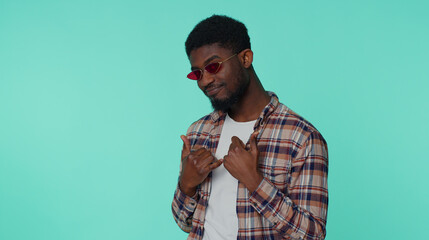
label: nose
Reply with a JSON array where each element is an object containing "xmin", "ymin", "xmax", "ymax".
[{"xmin": 198, "ymin": 70, "xmax": 215, "ymax": 89}]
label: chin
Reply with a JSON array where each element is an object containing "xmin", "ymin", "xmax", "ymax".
[
  {"xmin": 210, "ymin": 96, "xmax": 235, "ymax": 112},
  {"xmin": 209, "ymin": 94, "xmax": 227, "ymax": 102}
]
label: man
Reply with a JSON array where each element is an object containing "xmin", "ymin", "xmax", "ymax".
[{"xmin": 172, "ymin": 15, "xmax": 328, "ymax": 240}]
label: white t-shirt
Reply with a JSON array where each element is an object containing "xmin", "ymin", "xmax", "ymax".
[{"xmin": 202, "ymin": 114, "xmax": 256, "ymax": 240}]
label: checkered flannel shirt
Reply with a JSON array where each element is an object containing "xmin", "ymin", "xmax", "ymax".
[{"xmin": 172, "ymin": 92, "xmax": 328, "ymax": 240}]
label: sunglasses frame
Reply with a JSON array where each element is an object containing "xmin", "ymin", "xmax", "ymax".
[{"xmin": 187, "ymin": 53, "xmax": 237, "ymax": 80}]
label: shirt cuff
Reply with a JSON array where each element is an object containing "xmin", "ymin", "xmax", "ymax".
[
  {"xmin": 249, "ymin": 178, "xmax": 304, "ymax": 238},
  {"xmin": 174, "ymin": 184, "xmax": 198, "ymax": 212},
  {"xmin": 249, "ymin": 177, "xmax": 281, "ymax": 213},
  {"xmin": 248, "ymin": 178, "xmax": 293, "ymax": 228}
]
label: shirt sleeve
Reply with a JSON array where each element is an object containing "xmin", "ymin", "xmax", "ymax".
[
  {"xmin": 249, "ymin": 131, "xmax": 328, "ymax": 240},
  {"xmin": 171, "ymin": 126, "xmax": 200, "ymax": 233},
  {"xmin": 171, "ymin": 183, "xmax": 199, "ymax": 233}
]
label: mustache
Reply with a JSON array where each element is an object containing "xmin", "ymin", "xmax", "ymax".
[{"xmin": 204, "ymin": 83, "xmax": 225, "ymax": 94}]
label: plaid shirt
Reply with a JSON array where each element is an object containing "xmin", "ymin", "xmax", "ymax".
[{"xmin": 172, "ymin": 92, "xmax": 328, "ymax": 240}]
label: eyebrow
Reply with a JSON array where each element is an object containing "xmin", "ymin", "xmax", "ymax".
[{"xmin": 191, "ymin": 55, "xmax": 221, "ymax": 70}]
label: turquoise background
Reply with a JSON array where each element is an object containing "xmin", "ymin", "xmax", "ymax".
[{"xmin": 1, "ymin": 0, "xmax": 428, "ymax": 239}]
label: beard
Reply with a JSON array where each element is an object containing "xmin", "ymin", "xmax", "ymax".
[{"xmin": 209, "ymin": 75, "xmax": 249, "ymax": 112}]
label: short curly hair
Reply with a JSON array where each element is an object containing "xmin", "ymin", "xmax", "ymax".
[{"xmin": 185, "ymin": 15, "xmax": 251, "ymax": 57}]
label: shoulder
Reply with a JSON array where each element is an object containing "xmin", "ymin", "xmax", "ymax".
[
  {"xmin": 185, "ymin": 112, "xmax": 220, "ymax": 149},
  {"xmin": 186, "ymin": 114, "xmax": 212, "ymax": 134},
  {"xmin": 269, "ymin": 102, "xmax": 327, "ymax": 147}
]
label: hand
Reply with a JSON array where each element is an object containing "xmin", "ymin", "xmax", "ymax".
[
  {"xmin": 179, "ymin": 135, "xmax": 222, "ymax": 197},
  {"xmin": 223, "ymin": 132, "xmax": 263, "ymax": 192}
]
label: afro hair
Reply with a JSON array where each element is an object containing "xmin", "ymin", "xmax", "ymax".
[{"xmin": 185, "ymin": 15, "xmax": 251, "ymax": 57}]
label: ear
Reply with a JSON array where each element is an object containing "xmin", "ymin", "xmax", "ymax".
[{"xmin": 238, "ymin": 49, "xmax": 253, "ymax": 69}]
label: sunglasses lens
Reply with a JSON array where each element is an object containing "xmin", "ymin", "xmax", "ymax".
[
  {"xmin": 187, "ymin": 70, "xmax": 201, "ymax": 80},
  {"xmin": 205, "ymin": 62, "xmax": 221, "ymax": 74}
]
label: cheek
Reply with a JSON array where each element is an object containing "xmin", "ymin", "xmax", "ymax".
[
  {"xmin": 197, "ymin": 81, "xmax": 205, "ymax": 91},
  {"xmin": 226, "ymin": 78, "xmax": 240, "ymax": 93}
]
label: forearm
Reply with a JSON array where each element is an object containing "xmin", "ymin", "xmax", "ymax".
[{"xmin": 249, "ymin": 178, "xmax": 327, "ymax": 240}]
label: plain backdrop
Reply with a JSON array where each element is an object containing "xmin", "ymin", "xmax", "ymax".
[{"xmin": 1, "ymin": 0, "xmax": 428, "ymax": 239}]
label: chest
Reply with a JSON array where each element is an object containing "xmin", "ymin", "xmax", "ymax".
[{"xmin": 191, "ymin": 123, "xmax": 300, "ymax": 192}]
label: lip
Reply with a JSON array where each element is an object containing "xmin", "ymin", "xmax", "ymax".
[{"xmin": 205, "ymin": 85, "xmax": 224, "ymax": 97}]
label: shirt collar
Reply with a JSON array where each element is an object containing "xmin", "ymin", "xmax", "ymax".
[{"xmin": 209, "ymin": 91, "xmax": 279, "ymax": 126}]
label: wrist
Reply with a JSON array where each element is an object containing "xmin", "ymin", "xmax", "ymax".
[
  {"xmin": 245, "ymin": 173, "xmax": 263, "ymax": 193},
  {"xmin": 179, "ymin": 181, "xmax": 197, "ymax": 197}
]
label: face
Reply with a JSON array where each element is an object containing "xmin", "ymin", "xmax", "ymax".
[{"xmin": 188, "ymin": 44, "xmax": 249, "ymax": 112}]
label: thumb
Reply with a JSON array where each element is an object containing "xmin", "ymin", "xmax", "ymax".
[
  {"xmin": 249, "ymin": 132, "xmax": 259, "ymax": 156},
  {"xmin": 180, "ymin": 135, "xmax": 191, "ymax": 155}
]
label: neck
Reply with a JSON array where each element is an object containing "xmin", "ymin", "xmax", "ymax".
[{"xmin": 228, "ymin": 70, "xmax": 270, "ymax": 122}]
